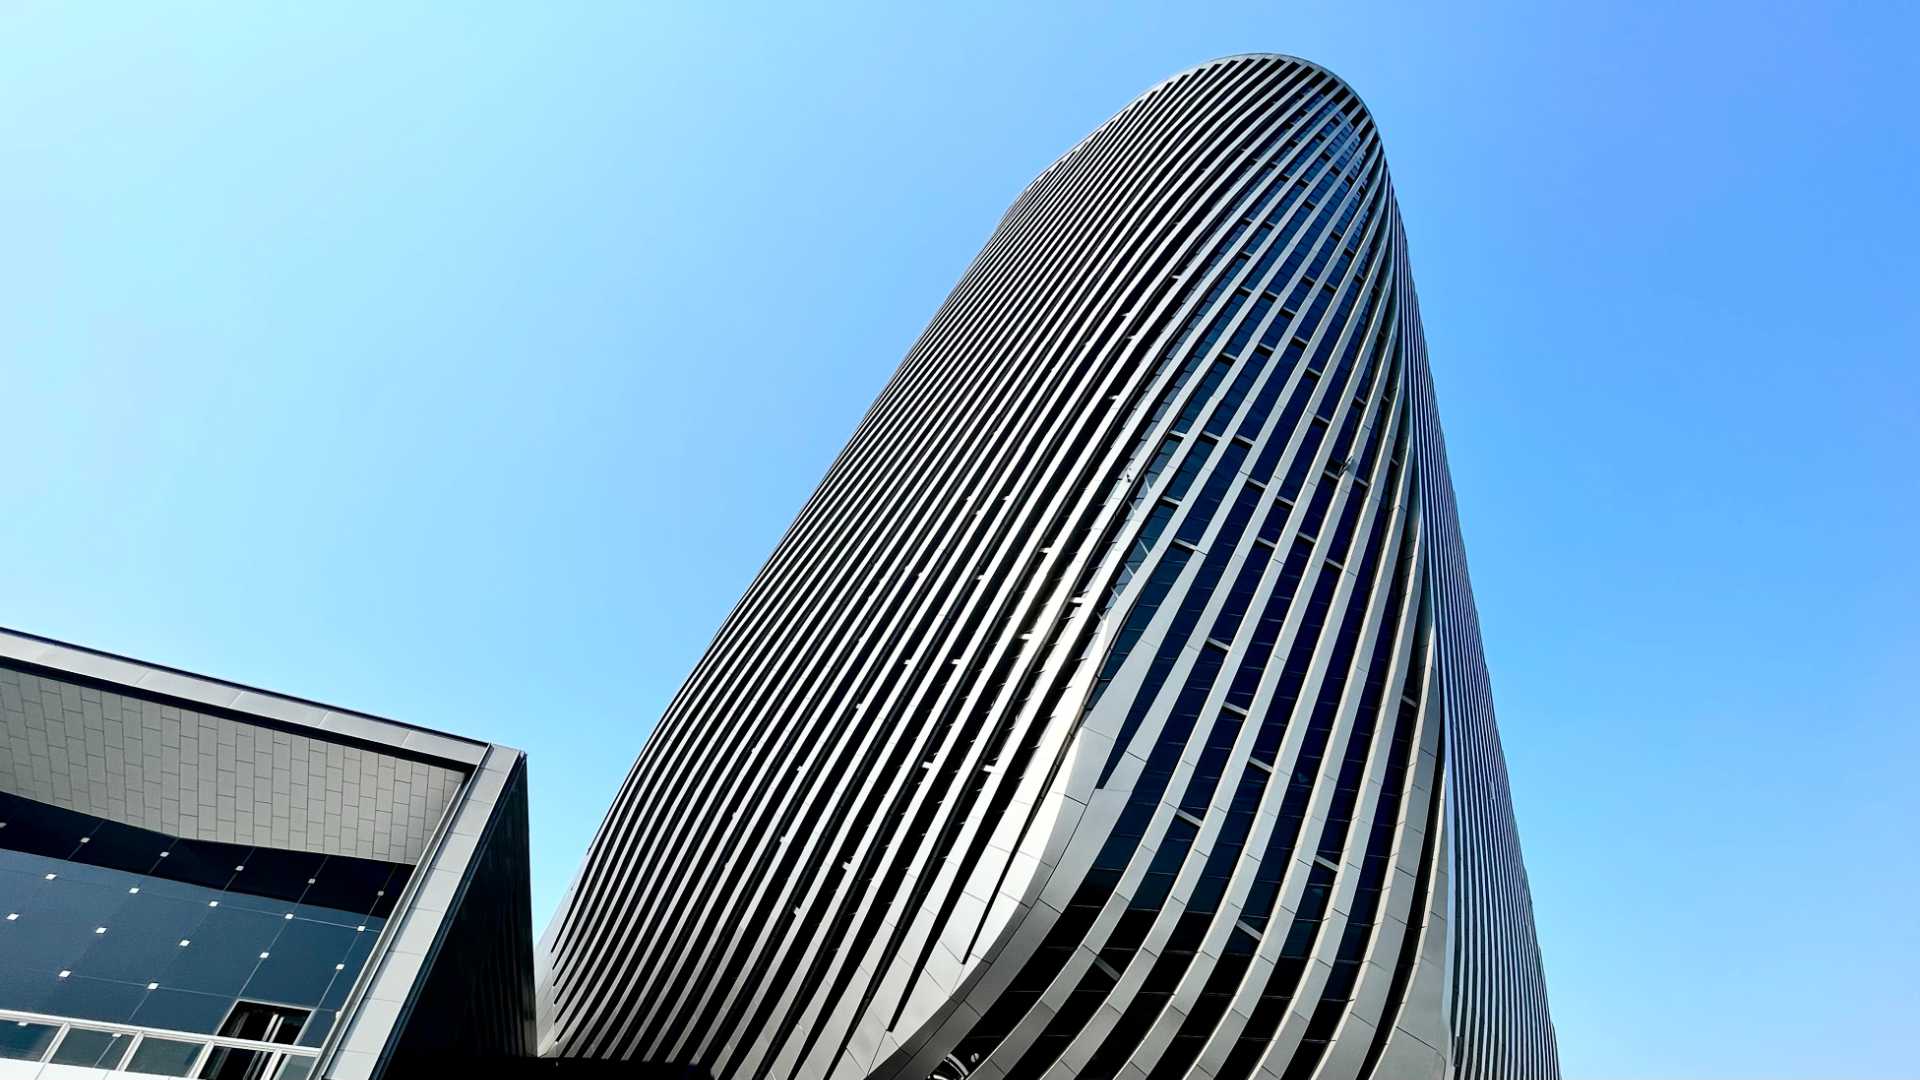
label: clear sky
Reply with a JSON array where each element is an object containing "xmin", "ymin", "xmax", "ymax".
[{"xmin": 3, "ymin": 3, "xmax": 1914, "ymax": 1077}]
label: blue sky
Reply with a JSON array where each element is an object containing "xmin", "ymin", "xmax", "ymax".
[{"xmin": 3, "ymin": 3, "xmax": 1914, "ymax": 1076}]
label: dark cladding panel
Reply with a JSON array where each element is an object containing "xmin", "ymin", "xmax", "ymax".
[{"xmin": 389, "ymin": 755, "xmax": 538, "ymax": 1066}]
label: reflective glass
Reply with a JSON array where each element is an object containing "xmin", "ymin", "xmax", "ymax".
[
  {"xmin": 197, "ymin": 1044, "xmax": 272, "ymax": 1080},
  {"xmin": 0, "ymin": 797, "xmax": 83, "ymax": 860},
  {"xmin": 44, "ymin": 969, "xmax": 146, "ymax": 1026},
  {"xmin": 216, "ymin": 1000, "xmax": 307, "ymax": 1045},
  {"xmin": 244, "ymin": 919, "xmax": 356, "ymax": 1006},
  {"xmin": 161, "ymin": 906, "xmax": 281, "ymax": 998},
  {"xmin": 293, "ymin": 1010, "xmax": 334, "ymax": 1048},
  {"xmin": 70, "ymin": 818, "xmax": 163, "ymax": 875},
  {"xmin": 215, "ymin": 854, "xmax": 294, "ymax": 916},
  {"xmin": 0, "ymin": 959, "xmax": 56, "ymax": 1017},
  {"xmin": 318, "ymin": 932, "xmax": 377, "ymax": 1012},
  {"xmin": 0, "ymin": 790, "xmax": 406, "ymax": 1034},
  {"xmin": 0, "ymin": 1020, "xmax": 57, "ymax": 1061},
  {"xmin": 131, "ymin": 986, "xmax": 233, "ymax": 1035},
  {"xmin": 240, "ymin": 849, "xmax": 326, "ymax": 906},
  {"xmin": 81, "ymin": 894, "xmax": 206, "ymax": 984},
  {"xmin": 152, "ymin": 840, "xmax": 246, "ymax": 893},
  {"xmin": 49, "ymin": 1026, "xmax": 132, "ymax": 1068},
  {"xmin": 126, "ymin": 1035, "xmax": 206, "ymax": 1076}
]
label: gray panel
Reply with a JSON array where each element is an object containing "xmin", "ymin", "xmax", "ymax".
[{"xmin": 0, "ymin": 665, "xmax": 461, "ymax": 864}]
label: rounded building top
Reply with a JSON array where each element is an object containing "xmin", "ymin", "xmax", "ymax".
[
  {"xmin": 1153, "ymin": 53, "xmax": 1368, "ymax": 105},
  {"xmin": 1039, "ymin": 53, "xmax": 1376, "ymax": 178}
]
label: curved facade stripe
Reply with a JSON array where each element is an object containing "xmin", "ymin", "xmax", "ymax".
[{"xmin": 540, "ymin": 53, "xmax": 1559, "ymax": 1080}]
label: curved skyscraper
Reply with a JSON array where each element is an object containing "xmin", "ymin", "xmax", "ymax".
[{"xmin": 542, "ymin": 53, "xmax": 1559, "ymax": 1080}]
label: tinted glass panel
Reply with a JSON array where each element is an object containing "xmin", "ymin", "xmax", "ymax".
[
  {"xmin": 0, "ymin": 791, "xmax": 409, "ymax": 1034},
  {"xmin": 132, "ymin": 987, "xmax": 234, "ymax": 1035},
  {"xmin": 45, "ymin": 970, "xmax": 146, "ymax": 1025},
  {"xmin": 126, "ymin": 1036, "xmax": 206, "ymax": 1076},
  {"xmin": 243, "ymin": 920, "xmax": 356, "ymax": 1006},
  {"xmin": 0, "ymin": 1020, "xmax": 57, "ymax": 1061},
  {"xmin": 50, "ymin": 1026, "xmax": 131, "ymax": 1068},
  {"xmin": 197, "ymin": 1045, "xmax": 272, "ymax": 1080}
]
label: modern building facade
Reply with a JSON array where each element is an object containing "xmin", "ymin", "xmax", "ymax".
[
  {"xmin": 542, "ymin": 54, "xmax": 1558, "ymax": 1080},
  {"xmin": 0, "ymin": 629, "xmax": 536, "ymax": 1079}
]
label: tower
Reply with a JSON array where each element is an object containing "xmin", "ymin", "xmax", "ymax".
[{"xmin": 542, "ymin": 54, "xmax": 1558, "ymax": 1080}]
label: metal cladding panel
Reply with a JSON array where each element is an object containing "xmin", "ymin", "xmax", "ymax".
[
  {"xmin": 0, "ymin": 664, "xmax": 463, "ymax": 864},
  {"xmin": 385, "ymin": 755, "xmax": 538, "ymax": 1069},
  {"xmin": 542, "ymin": 54, "xmax": 1557, "ymax": 1080}
]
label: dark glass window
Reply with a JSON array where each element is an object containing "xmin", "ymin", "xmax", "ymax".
[
  {"xmin": 132, "ymin": 988, "xmax": 233, "ymax": 1035},
  {"xmin": 0, "ymin": 1020, "xmax": 58, "ymax": 1061},
  {"xmin": 1301, "ymin": 481, "xmax": 1335, "ymax": 540},
  {"xmin": 1178, "ymin": 711, "xmax": 1245, "ymax": 817},
  {"xmin": 218, "ymin": 1000, "xmax": 308, "ymax": 1044},
  {"xmin": 1163, "ymin": 438, "xmax": 1213, "ymax": 502},
  {"xmin": 1204, "ymin": 348, "xmax": 1269, "ymax": 437},
  {"xmin": 125, "ymin": 1035, "xmax": 205, "ymax": 1076},
  {"xmin": 1116, "ymin": 501, "xmax": 1176, "ymax": 592},
  {"xmin": 49, "ymin": 1026, "xmax": 131, "ymax": 1068},
  {"xmin": 242, "ymin": 918, "xmax": 355, "ymax": 1006},
  {"xmin": 1174, "ymin": 359, "xmax": 1233, "ymax": 432},
  {"xmin": 1277, "ymin": 417, "xmax": 1331, "ymax": 502},
  {"xmin": 1130, "ymin": 437, "xmax": 1181, "ymax": 512},
  {"xmin": 1174, "ymin": 441, "xmax": 1250, "ymax": 545},
  {"xmin": 1094, "ymin": 546, "xmax": 1192, "ymax": 695},
  {"xmin": 198, "ymin": 1002, "xmax": 308, "ymax": 1080},
  {"xmin": 0, "ymin": 791, "xmax": 405, "ymax": 1036},
  {"xmin": 1224, "ymin": 295, "xmax": 1275, "ymax": 357},
  {"xmin": 1209, "ymin": 548, "xmax": 1268, "ymax": 644}
]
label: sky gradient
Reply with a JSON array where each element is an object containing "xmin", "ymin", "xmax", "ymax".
[{"xmin": 3, "ymin": 3, "xmax": 1915, "ymax": 1077}]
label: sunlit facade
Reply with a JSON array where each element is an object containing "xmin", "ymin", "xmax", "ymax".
[{"xmin": 542, "ymin": 54, "xmax": 1558, "ymax": 1080}]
